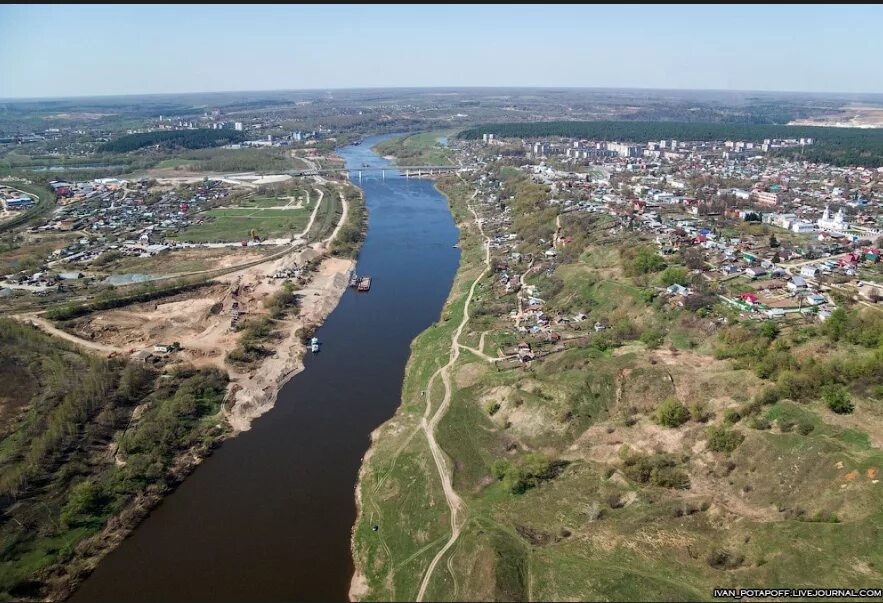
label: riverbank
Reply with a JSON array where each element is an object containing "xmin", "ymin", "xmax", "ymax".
[
  {"xmin": 19, "ymin": 183, "xmax": 363, "ymax": 601},
  {"xmin": 65, "ymin": 135, "xmax": 461, "ymax": 602},
  {"xmin": 349, "ymin": 173, "xmax": 477, "ymax": 601}
]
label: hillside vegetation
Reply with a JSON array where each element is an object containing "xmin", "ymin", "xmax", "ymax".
[
  {"xmin": 0, "ymin": 319, "xmax": 229, "ymax": 600},
  {"xmin": 352, "ymin": 168, "xmax": 883, "ymax": 601},
  {"xmin": 98, "ymin": 129, "xmax": 245, "ymax": 153}
]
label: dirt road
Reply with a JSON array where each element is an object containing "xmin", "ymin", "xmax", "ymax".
[{"xmin": 415, "ymin": 188, "xmax": 488, "ymax": 601}]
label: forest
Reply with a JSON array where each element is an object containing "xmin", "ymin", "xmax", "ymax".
[
  {"xmin": 98, "ymin": 129, "xmax": 246, "ymax": 153},
  {"xmin": 0, "ymin": 319, "xmax": 229, "ymax": 599}
]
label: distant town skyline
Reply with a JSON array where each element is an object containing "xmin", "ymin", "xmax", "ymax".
[{"xmin": 2, "ymin": 4, "xmax": 882, "ymax": 99}]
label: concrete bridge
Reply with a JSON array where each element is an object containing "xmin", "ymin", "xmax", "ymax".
[{"xmin": 289, "ymin": 164, "xmax": 471, "ymax": 181}]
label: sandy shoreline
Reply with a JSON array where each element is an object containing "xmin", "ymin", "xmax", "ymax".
[
  {"xmin": 225, "ymin": 252, "xmax": 355, "ymax": 433},
  {"xmin": 41, "ymin": 184, "xmax": 360, "ymax": 600}
]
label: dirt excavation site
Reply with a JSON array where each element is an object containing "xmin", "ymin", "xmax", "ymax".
[{"xmin": 62, "ymin": 244, "xmax": 355, "ymax": 433}]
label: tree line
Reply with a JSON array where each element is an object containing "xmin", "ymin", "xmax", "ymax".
[
  {"xmin": 98, "ymin": 129, "xmax": 246, "ymax": 153},
  {"xmin": 458, "ymin": 121, "xmax": 883, "ymax": 167}
]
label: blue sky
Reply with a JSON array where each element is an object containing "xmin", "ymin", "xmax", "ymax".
[{"xmin": 1, "ymin": 4, "xmax": 881, "ymax": 98}]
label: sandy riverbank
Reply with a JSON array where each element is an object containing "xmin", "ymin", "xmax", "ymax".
[{"xmin": 225, "ymin": 253, "xmax": 354, "ymax": 432}]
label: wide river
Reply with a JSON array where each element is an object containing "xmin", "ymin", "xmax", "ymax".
[{"xmin": 71, "ymin": 135, "xmax": 461, "ymax": 601}]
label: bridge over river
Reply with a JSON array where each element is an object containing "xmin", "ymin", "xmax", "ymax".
[{"xmin": 289, "ymin": 164, "xmax": 472, "ymax": 180}]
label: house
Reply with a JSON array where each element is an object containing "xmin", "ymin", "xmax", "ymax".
[
  {"xmin": 666, "ymin": 284, "xmax": 690, "ymax": 296},
  {"xmin": 805, "ymin": 294, "xmax": 827, "ymax": 306},
  {"xmin": 800, "ymin": 265, "xmax": 820, "ymax": 278},
  {"xmin": 786, "ymin": 276, "xmax": 807, "ymax": 291},
  {"xmin": 132, "ymin": 350, "xmax": 153, "ymax": 363},
  {"xmin": 517, "ymin": 342, "xmax": 534, "ymax": 362},
  {"xmin": 739, "ymin": 293, "xmax": 759, "ymax": 305},
  {"xmin": 745, "ymin": 267, "xmax": 767, "ymax": 279}
]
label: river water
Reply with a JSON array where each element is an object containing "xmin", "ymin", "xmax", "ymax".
[{"xmin": 70, "ymin": 135, "xmax": 461, "ymax": 601}]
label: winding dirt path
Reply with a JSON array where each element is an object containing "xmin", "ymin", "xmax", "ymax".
[
  {"xmin": 415, "ymin": 189, "xmax": 490, "ymax": 601},
  {"xmin": 14, "ymin": 315, "xmax": 123, "ymax": 354}
]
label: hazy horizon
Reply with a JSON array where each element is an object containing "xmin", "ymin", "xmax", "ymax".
[
  {"xmin": 4, "ymin": 85, "xmax": 883, "ymax": 105},
  {"xmin": 2, "ymin": 4, "xmax": 883, "ymax": 99}
]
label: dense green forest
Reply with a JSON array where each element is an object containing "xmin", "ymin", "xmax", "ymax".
[
  {"xmin": 460, "ymin": 121, "xmax": 883, "ymax": 167},
  {"xmin": 98, "ymin": 129, "xmax": 246, "ymax": 153},
  {"xmin": 0, "ymin": 319, "xmax": 228, "ymax": 599}
]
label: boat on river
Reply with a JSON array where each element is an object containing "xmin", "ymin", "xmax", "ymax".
[
  {"xmin": 310, "ymin": 337, "xmax": 320, "ymax": 353},
  {"xmin": 357, "ymin": 276, "xmax": 371, "ymax": 292}
]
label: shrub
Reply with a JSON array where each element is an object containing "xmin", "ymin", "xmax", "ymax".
[
  {"xmin": 822, "ymin": 384, "xmax": 854, "ymax": 414},
  {"xmin": 486, "ymin": 401, "xmax": 501, "ymax": 416},
  {"xmin": 797, "ymin": 422, "xmax": 815, "ymax": 435},
  {"xmin": 689, "ymin": 402, "xmax": 713, "ymax": 423},
  {"xmin": 660, "ymin": 266, "xmax": 689, "ymax": 287},
  {"xmin": 755, "ymin": 387, "xmax": 780, "ymax": 406},
  {"xmin": 656, "ymin": 398, "xmax": 690, "ymax": 428},
  {"xmin": 622, "ymin": 453, "xmax": 690, "ymax": 489},
  {"xmin": 760, "ymin": 321, "xmax": 780, "ymax": 340},
  {"xmin": 707, "ymin": 549, "xmax": 744, "ymax": 570},
  {"xmin": 706, "ymin": 426, "xmax": 744, "ymax": 453},
  {"xmin": 60, "ymin": 481, "xmax": 106, "ymax": 527},
  {"xmin": 747, "ymin": 416, "xmax": 771, "ymax": 430},
  {"xmin": 640, "ymin": 327, "xmax": 666, "ymax": 349},
  {"xmin": 492, "ymin": 454, "xmax": 568, "ymax": 495},
  {"xmin": 723, "ymin": 409, "xmax": 741, "ymax": 424},
  {"xmin": 623, "ymin": 245, "xmax": 666, "ymax": 276}
]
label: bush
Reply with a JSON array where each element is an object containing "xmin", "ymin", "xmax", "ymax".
[
  {"xmin": 706, "ymin": 426, "xmax": 744, "ymax": 453},
  {"xmin": 689, "ymin": 402, "xmax": 713, "ymax": 423},
  {"xmin": 656, "ymin": 398, "xmax": 690, "ymax": 428},
  {"xmin": 747, "ymin": 416, "xmax": 771, "ymax": 430},
  {"xmin": 623, "ymin": 246, "xmax": 666, "ymax": 276},
  {"xmin": 822, "ymin": 384, "xmax": 854, "ymax": 414},
  {"xmin": 622, "ymin": 453, "xmax": 690, "ymax": 489},
  {"xmin": 723, "ymin": 409, "xmax": 741, "ymax": 424},
  {"xmin": 640, "ymin": 327, "xmax": 666, "ymax": 349},
  {"xmin": 60, "ymin": 481, "xmax": 106, "ymax": 527},
  {"xmin": 760, "ymin": 321, "xmax": 780, "ymax": 340},
  {"xmin": 797, "ymin": 422, "xmax": 815, "ymax": 435},
  {"xmin": 660, "ymin": 266, "xmax": 689, "ymax": 287},
  {"xmin": 492, "ymin": 454, "xmax": 568, "ymax": 494},
  {"xmin": 755, "ymin": 387, "xmax": 780, "ymax": 406},
  {"xmin": 706, "ymin": 549, "xmax": 744, "ymax": 570}
]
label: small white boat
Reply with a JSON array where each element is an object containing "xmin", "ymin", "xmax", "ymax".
[{"xmin": 310, "ymin": 337, "xmax": 320, "ymax": 353}]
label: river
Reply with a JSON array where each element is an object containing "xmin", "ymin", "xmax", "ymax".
[{"xmin": 70, "ymin": 135, "xmax": 461, "ymax": 601}]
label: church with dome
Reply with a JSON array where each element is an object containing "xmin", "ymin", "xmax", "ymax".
[{"xmin": 817, "ymin": 206, "xmax": 849, "ymax": 233}]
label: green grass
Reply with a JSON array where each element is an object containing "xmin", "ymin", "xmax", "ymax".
[
  {"xmin": 351, "ymin": 170, "xmax": 883, "ymax": 601},
  {"xmin": 169, "ymin": 207, "xmax": 310, "ymax": 242}
]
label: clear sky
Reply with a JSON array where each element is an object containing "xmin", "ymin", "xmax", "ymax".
[{"xmin": 2, "ymin": 4, "xmax": 882, "ymax": 98}]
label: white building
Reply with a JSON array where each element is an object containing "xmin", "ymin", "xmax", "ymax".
[{"xmin": 817, "ymin": 206, "xmax": 849, "ymax": 232}]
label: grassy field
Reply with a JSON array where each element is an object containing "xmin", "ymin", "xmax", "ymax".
[
  {"xmin": 0, "ymin": 232, "xmax": 82, "ymax": 274},
  {"xmin": 169, "ymin": 188, "xmax": 315, "ymax": 242},
  {"xmin": 352, "ymin": 171, "xmax": 883, "ymax": 601}
]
